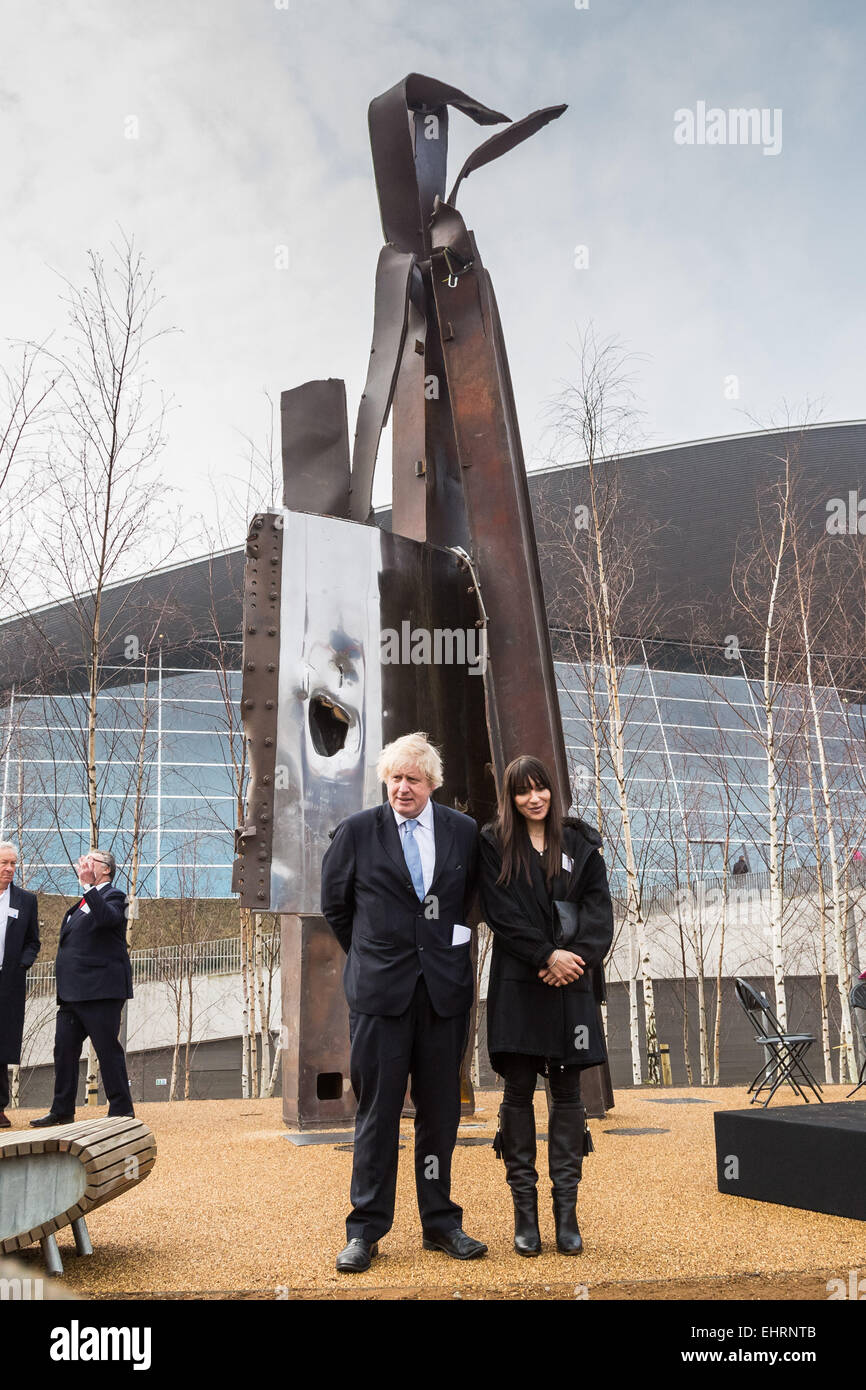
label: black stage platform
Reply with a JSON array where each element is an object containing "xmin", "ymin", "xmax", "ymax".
[{"xmin": 714, "ymin": 1100, "xmax": 866, "ymax": 1220}]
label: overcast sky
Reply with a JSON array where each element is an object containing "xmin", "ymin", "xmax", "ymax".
[{"xmin": 3, "ymin": 0, "xmax": 864, "ymax": 568}]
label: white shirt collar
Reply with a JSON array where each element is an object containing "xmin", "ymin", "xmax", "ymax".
[{"xmin": 392, "ymin": 797, "xmax": 434, "ymax": 831}]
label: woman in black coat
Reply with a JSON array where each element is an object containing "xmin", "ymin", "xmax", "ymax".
[{"xmin": 479, "ymin": 755, "xmax": 613, "ymax": 1256}]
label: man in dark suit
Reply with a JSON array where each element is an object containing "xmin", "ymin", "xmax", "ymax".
[
  {"xmin": 321, "ymin": 732, "xmax": 486, "ymax": 1272},
  {"xmin": 0, "ymin": 843, "xmax": 40, "ymax": 1127},
  {"xmin": 31, "ymin": 849, "xmax": 134, "ymax": 1126}
]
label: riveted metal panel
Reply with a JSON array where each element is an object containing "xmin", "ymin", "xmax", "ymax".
[
  {"xmin": 232, "ymin": 512, "xmax": 282, "ymax": 906},
  {"xmin": 247, "ymin": 508, "xmax": 493, "ymax": 916}
]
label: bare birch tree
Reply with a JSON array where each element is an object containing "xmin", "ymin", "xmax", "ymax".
[
  {"xmin": 542, "ymin": 326, "xmax": 662, "ymax": 1083},
  {"xmin": 17, "ymin": 233, "xmax": 179, "ymax": 1102}
]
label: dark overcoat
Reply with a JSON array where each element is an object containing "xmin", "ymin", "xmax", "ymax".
[
  {"xmin": 479, "ymin": 816, "xmax": 614, "ymax": 1069},
  {"xmin": 0, "ymin": 884, "xmax": 41, "ymax": 1063},
  {"xmin": 55, "ymin": 883, "xmax": 133, "ymax": 1003}
]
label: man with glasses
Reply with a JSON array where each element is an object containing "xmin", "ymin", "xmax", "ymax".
[{"xmin": 31, "ymin": 849, "xmax": 135, "ymax": 1126}]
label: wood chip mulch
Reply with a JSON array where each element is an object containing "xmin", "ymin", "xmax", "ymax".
[{"xmin": 4, "ymin": 1087, "xmax": 865, "ymax": 1298}]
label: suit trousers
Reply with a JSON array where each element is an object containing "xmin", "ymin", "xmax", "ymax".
[
  {"xmin": 52, "ymin": 998, "xmax": 134, "ymax": 1117},
  {"xmin": 0, "ymin": 1065, "xmax": 8, "ymax": 1110},
  {"xmin": 346, "ymin": 974, "xmax": 470, "ymax": 1243}
]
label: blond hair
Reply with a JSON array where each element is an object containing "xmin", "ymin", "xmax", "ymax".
[{"xmin": 377, "ymin": 733, "xmax": 443, "ymax": 789}]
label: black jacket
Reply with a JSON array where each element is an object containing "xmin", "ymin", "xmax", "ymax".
[
  {"xmin": 55, "ymin": 883, "xmax": 133, "ymax": 1003},
  {"xmin": 321, "ymin": 800, "xmax": 480, "ymax": 1018},
  {"xmin": 0, "ymin": 883, "xmax": 40, "ymax": 1063},
  {"xmin": 479, "ymin": 817, "xmax": 614, "ymax": 1067}
]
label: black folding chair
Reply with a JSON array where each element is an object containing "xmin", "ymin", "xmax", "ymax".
[
  {"xmin": 846, "ymin": 982, "xmax": 866, "ymax": 1099},
  {"xmin": 735, "ymin": 978, "xmax": 824, "ymax": 1107}
]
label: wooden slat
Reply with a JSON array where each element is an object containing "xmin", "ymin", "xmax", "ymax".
[
  {"xmin": 85, "ymin": 1157, "xmax": 156, "ymax": 1197},
  {"xmin": 87, "ymin": 1139, "xmax": 155, "ymax": 1175},
  {"xmin": 70, "ymin": 1125, "xmax": 143, "ymax": 1160}
]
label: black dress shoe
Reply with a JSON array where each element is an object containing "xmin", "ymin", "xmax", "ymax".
[
  {"xmin": 335, "ymin": 1238, "xmax": 378, "ymax": 1272},
  {"xmin": 422, "ymin": 1228, "xmax": 488, "ymax": 1260},
  {"xmin": 0, "ymin": 1111, "xmax": 11, "ymax": 1129},
  {"xmin": 30, "ymin": 1113, "xmax": 75, "ymax": 1127}
]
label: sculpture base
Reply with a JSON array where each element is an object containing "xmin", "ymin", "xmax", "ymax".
[
  {"xmin": 281, "ymin": 912, "xmax": 478, "ymax": 1128},
  {"xmin": 281, "ymin": 914, "xmax": 356, "ymax": 1130}
]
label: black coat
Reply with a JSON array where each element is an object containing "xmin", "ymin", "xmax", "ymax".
[
  {"xmin": 479, "ymin": 817, "xmax": 614, "ymax": 1069},
  {"xmin": 0, "ymin": 884, "xmax": 41, "ymax": 1063},
  {"xmin": 55, "ymin": 883, "xmax": 133, "ymax": 1003},
  {"xmin": 321, "ymin": 800, "xmax": 480, "ymax": 1018}
]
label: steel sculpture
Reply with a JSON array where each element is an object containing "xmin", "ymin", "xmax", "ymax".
[{"xmin": 233, "ymin": 75, "xmax": 613, "ymax": 1126}]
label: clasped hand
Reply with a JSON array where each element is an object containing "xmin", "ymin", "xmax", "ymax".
[{"xmin": 539, "ymin": 949, "xmax": 585, "ymax": 987}]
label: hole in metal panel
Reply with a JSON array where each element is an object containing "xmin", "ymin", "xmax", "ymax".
[
  {"xmin": 309, "ymin": 696, "xmax": 350, "ymax": 757},
  {"xmin": 316, "ymin": 1071, "xmax": 344, "ymax": 1101}
]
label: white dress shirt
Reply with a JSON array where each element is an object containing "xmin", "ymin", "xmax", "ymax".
[
  {"xmin": 392, "ymin": 798, "xmax": 436, "ymax": 896},
  {"xmin": 0, "ymin": 885, "xmax": 9, "ymax": 968}
]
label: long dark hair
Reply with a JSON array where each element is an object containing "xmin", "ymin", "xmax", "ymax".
[{"xmin": 494, "ymin": 755, "xmax": 563, "ymax": 887}]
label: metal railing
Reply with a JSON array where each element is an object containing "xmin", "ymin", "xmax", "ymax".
[{"xmin": 26, "ymin": 933, "xmax": 280, "ymax": 998}]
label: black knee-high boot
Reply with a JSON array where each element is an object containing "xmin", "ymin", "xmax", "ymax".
[
  {"xmin": 495, "ymin": 1103, "xmax": 542, "ymax": 1256},
  {"xmin": 547, "ymin": 1102, "xmax": 588, "ymax": 1254}
]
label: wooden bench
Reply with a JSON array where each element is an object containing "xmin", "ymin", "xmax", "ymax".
[{"xmin": 0, "ymin": 1117, "xmax": 157, "ymax": 1275}]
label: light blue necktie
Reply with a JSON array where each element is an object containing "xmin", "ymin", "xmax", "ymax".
[{"xmin": 401, "ymin": 819, "xmax": 425, "ymax": 900}]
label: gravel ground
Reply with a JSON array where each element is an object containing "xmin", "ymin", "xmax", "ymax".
[{"xmin": 5, "ymin": 1087, "xmax": 865, "ymax": 1298}]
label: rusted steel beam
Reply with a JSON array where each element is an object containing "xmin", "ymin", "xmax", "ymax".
[
  {"xmin": 281, "ymin": 379, "xmax": 351, "ymax": 518},
  {"xmin": 429, "ymin": 198, "xmax": 571, "ymax": 807},
  {"xmin": 350, "ymin": 246, "xmax": 416, "ymax": 524},
  {"xmin": 368, "ymin": 75, "xmax": 507, "ymax": 260}
]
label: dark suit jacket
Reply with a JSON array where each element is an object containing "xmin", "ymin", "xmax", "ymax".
[
  {"xmin": 55, "ymin": 882, "xmax": 133, "ymax": 1003},
  {"xmin": 321, "ymin": 800, "xmax": 480, "ymax": 1018},
  {"xmin": 0, "ymin": 883, "xmax": 40, "ymax": 1063}
]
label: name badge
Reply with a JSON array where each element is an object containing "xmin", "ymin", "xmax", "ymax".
[
  {"xmin": 7, "ymin": 907, "xmax": 18, "ymax": 919},
  {"xmin": 562, "ymin": 853, "xmax": 573, "ymax": 872}
]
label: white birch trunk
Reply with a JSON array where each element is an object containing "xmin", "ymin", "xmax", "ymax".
[
  {"xmin": 591, "ymin": 503, "xmax": 658, "ymax": 1082},
  {"xmin": 804, "ymin": 734, "xmax": 833, "ymax": 1082},
  {"xmin": 760, "ymin": 480, "xmax": 789, "ymax": 1029},
  {"xmin": 169, "ymin": 978, "xmax": 182, "ymax": 1101},
  {"xmin": 86, "ymin": 1043, "xmax": 99, "ymax": 1108},
  {"xmin": 800, "ymin": 646, "xmax": 856, "ymax": 1081},
  {"xmin": 239, "ymin": 908, "xmax": 251, "ymax": 1099},
  {"xmin": 184, "ymin": 961, "xmax": 193, "ymax": 1101},
  {"xmin": 712, "ymin": 876, "xmax": 728, "ymax": 1086},
  {"xmin": 265, "ymin": 1038, "xmax": 283, "ymax": 1099},
  {"xmin": 254, "ymin": 915, "xmax": 270, "ymax": 1096},
  {"xmin": 696, "ymin": 951, "xmax": 709, "ymax": 1086},
  {"xmin": 247, "ymin": 919, "xmax": 259, "ymax": 1100}
]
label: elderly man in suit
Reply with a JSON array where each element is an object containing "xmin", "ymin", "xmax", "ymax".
[
  {"xmin": 31, "ymin": 849, "xmax": 134, "ymax": 1127},
  {"xmin": 321, "ymin": 732, "xmax": 486, "ymax": 1272},
  {"xmin": 0, "ymin": 842, "xmax": 40, "ymax": 1128}
]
